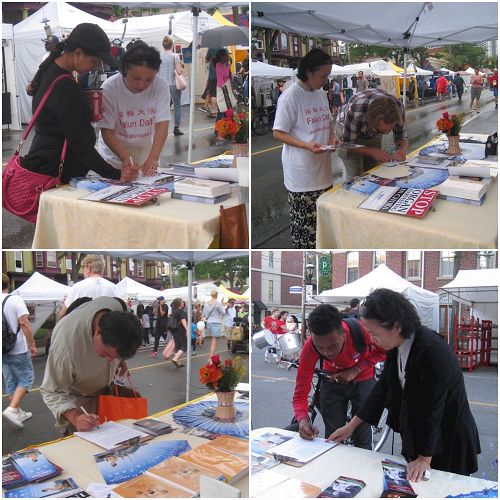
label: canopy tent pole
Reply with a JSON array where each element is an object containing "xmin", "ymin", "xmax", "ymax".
[
  {"xmin": 185, "ymin": 260, "xmax": 194, "ymax": 402},
  {"xmin": 187, "ymin": 7, "xmax": 200, "ymax": 163},
  {"xmin": 402, "ymin": 50, "xmax": 408, "ymax": 108}
]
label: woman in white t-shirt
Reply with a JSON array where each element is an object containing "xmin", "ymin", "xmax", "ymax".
[
  {"xmin": 273, "ymin": 48, "xmax": 335, "ymax": 249},
  {"xmin": 98, "ymin": 41, "xmax": 171, "ymax": 176}
]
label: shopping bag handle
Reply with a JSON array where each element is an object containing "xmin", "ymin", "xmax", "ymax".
[{"xmin": 114, "ymin": 372, "xmax": 139, "ymax": 398}]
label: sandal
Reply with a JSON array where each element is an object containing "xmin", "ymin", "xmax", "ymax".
[{"xmin": 172, "ymin": 360, "xmax": 185, "ymax": 368}]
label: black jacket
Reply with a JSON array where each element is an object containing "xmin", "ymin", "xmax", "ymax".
[
  {"xmin": 21, "ymin": 62, "xmax": 120, "ymax": 183},
  {"xmin": 358, "ymin": 325, "xmax": 480, "ymax": 475}
]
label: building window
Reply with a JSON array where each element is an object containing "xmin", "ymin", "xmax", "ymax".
[
  {"xmin": 137, "ymin": 260, "xmax": 144, "ymax": 278},
  {"xmin": 478, "ymin": 251, "xmax": 496, "ymax": 269},
  {"xmin": 268, "ymin": 251, "xmax": 274, "ymax": 268},
  {"xmin": 14, "ymin": 252, "xmax": 23, "ymax": 272},
  {"xmin": 406, "ymin": 251, "xmax": 421, "ymax": 279},
  {"xmin": 346, "ymin": 252, "xmax": 359, "ymax": 283},
  {"xmin": 35, "ymin": 252, "xmax": 44, "ymax": 268},
  {"xmin": 440, "ymin": 251, "xmax": 455, "ymax": 277},
  {"xmin": 292, "ymin": 36, "xmax": 301, "ymax": 56},
  {"xmin": 280, "ymin": 33, "xmax": 288, "ymax": 50},
  {"xmin": 373, "ymin": 251, "xmax": 386, "ymax": 268},
  {"xmin": 128, "ymin": 258, "xmax": 135, "ymax": 276},
  {"xmin": 47, "ymin": 252, "xmax": 57, "ymax": 268},
  {"xmin": 268, "ymin": 280, "xmax": 274, "ymax": 302},
  {"xmin": 65, "ymin": 257, "xmax": 72, "ymax": 270}
]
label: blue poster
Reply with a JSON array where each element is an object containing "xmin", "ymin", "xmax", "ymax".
[
  {"xmin": 95, "ymin": 440, "xmax": 191, "ymax": 485},
  {"xmin": 181, "ymin": 47, "xmax": 192, "ymax": 64}
]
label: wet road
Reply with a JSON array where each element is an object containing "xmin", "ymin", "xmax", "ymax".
[
  {"xmin": 2, "ymin": 341, "xmax": 249, "ymax": 455},
  {"xmin": 251, "ymin": 93, "xmax": 496, "ymax": 248},
  {"xmin": 1, "ymin": 105, "xmax": 232, "ymax": 249}
]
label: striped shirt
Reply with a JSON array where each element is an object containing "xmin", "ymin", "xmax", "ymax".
[{"xmin": 336, "ymin": 89, "xmax": 408, "ymax": 143}]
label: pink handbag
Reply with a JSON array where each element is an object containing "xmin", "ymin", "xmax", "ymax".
[{"xmin": 2, "ymin": 74, "xmax": 73, "ymax": 223}]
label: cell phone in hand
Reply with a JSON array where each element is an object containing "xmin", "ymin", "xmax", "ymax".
[{"xmin": 321, "ymin": 145, "xmax": 337, "ymax": 151}]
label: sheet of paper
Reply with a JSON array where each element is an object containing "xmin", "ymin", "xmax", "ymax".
[
  {"xmin": 74, "ymin": 421, "xmax": 148, "ymax": 450},
  {"xmin": 267, "ymin": 435, "xmax": 337, "ymax": 463},
  {"xmin": 407, "ymin": 157, "xmax": 452, "ymax": 169},
  {"xmin": 195, "ymin": 167, "xmax": 239, "ymax": 182},
  {"xmin": 448, "ymin": 165, "xmax": 491, "ymax": 178}
]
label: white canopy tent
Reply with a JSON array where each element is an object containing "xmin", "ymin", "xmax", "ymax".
[
  {"xmin": 116, "ymin": 276, "xmax": 162, "ymax": 303},
  {"xmin": 13, "ymin": 2, "xmax": 134, "ymax": 124},
  {"xmin": 404, "ymin": 64, "xmax": 433, "ymax": 76},
  {"xmin": 102, "ymin": 251, "xmax": 248, "ymax": 402},
  {"xmin": 11, "ymin": 272, "xmax": 70, "ymax": 333},
  {"xmin": 2, "ymin": 23, "xmax": 22, "ymax": 130},
  {"xmin": 311, "ymin": 264, "xmax": 439, "ymax": 331},
  {"xmin": 161, "ymin": 282, "xmax": 218, "ymax": 303},
  {"xmin": 251, "ymin": 61, "xmax": 294, "ymax": 78},
  {"xmin": 252, "ymin": 2, "xmax": 497, "ymax": 105},
  {"xmin": 440, "ymin": 269, "xmax": 498, "ymax": 323},
  {"xmin": 330, "ymin": 60, "xmax": 399, "ymax": 77}
]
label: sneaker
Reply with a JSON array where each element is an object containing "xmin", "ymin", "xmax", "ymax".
[
  {"xmin": 3, "ymin": 407, "xmax": 25, "ymax": 428},
  {"xmin": 18, "ymin": 409, "xmax": 32, "ymax": 423},
  {"xmin": 173, "ymin": 127, "xmax": 184, "ymax": 136},
  {"xmin": 198, "ymin": 106, "xmax": 208, "ymax": 113},
  {"xmin": 149, "ymin": 352, "xmax": 157, "ymax": 358}
]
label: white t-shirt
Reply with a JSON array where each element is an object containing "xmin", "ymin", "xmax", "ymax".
[
  {"xmin": 273, "ymin": 82, "xmax": 333, "ymax": 192},
  {"xmin": 64, "ymin": 277, "xmax": 120, "ymax": 308},
  {"xmin": 2, "ymin": 293, "xmax": 29, "ymax": 355},
  {"xmin": 159, "ymin": 51, "xmax": 180, "ymax": 87},
  {"xmin": 98, "ymin": 73, "xmax": 171, "ymax": 168},
  {"xmin": 224, "ymin": 306, "xmax": 237, "ymax": 327}
]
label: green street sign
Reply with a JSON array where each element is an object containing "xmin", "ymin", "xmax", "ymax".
[{"xmin": 319, "ymin": 256, "xmax": 331, "ymax": 276}]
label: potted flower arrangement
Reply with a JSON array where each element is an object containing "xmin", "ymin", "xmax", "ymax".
[
  {"xmin": 436, "ymin": 111, "xmax": 464, "ymax": 155},
  {"xmin": 215, "ymin": 108, "xmax": 249, "ymax": 159},
  {"xmin": 199, "ymin": 354, "xmax": 246, "ymax": 422}
]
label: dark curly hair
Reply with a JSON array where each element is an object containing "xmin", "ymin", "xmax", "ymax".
[
  {"xmin": 122, "ymin": 40, "xmax": 161, "ymax": 76},
  {"xmin": 307, "ymin": 304, "xmax": 343, "ymax": 336},
  {"xmin": 297, "ymin": 48, "xmax": 332, "ymax": 82},
  {"xmin": 360, "ymin": 288, "xmax": 421, "ymax": 339},
  {"xmin": 99, "ymin": 310, "xmax": 143, "ymax": 359}
]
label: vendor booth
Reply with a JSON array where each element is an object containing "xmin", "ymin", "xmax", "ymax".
[
  {"xmin": 11, "ymin": 272, "xmax": 70, "ymax": 333},
  {"xmin": 312, "ymin": 264, "xmax": 439, "ymax": 331},
  {"xmin": 116, "ymin": 276, "xmax": 162, "ymax": 303}
]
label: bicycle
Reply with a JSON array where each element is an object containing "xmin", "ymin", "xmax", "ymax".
[
  {"xmin": 251, "ymin": 104, "xmax": 275, "ymax": 136},
  {"xmin": 284, "ymin": 359, "xmax": 390, "ymax": 452}
]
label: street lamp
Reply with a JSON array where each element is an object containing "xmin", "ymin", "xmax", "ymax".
[{"xmin": 301, "ymin": 252, "xmax": 316, "ymax": 345}]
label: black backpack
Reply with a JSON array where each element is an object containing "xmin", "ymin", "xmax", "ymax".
[
  {"xmin": 485, "ymin": 132, "xmax": 498, "ymax": 157},
  {"xmin": 2, "ymin": 296, "xmax": 20, "ymax": 354}
]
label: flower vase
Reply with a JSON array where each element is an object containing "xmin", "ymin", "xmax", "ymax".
[
  {"xmin": 214, "ymin": 391, "xmax": 236, "ymax": 422},
  {"xmin": 232, "ymin": 143, "xmax": 249, "ymax": 167},
  {"xmin": 447, "ymin": 135, "xmax": 461, "ymax": 155}
]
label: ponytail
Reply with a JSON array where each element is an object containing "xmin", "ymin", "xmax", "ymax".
[{"xmin": 28, "ymin": 40, "xmax": 67, "ymax": 96}]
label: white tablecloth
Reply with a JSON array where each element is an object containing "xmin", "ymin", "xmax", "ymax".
[
  {"xmin": 316, "ymin": 144, "xmax": 498, "ymax": 249},
  {"xmin": 32, "ymin": 186, "xmax": 239, "ymax": 249},
  {"xmin": 251, "ymin": 427, "xmax": 497, "ymax": 498}
]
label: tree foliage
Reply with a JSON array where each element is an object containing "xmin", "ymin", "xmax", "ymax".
[{"xmin": 447, "ymin": 44, "xmax": 488, "ymax": 70}]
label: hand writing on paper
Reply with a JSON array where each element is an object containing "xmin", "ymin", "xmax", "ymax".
[
  {"xmin": 121, "ymin": 160, "xmax": 138, "ymax": 182},
  {"xmin": 370, "ymin": 148, "xmax": 393, "ymax": 162},
  {"xmin": 76, "ymin": 412, "xmax": 100, "ymax": 432},
  {"xmin": 298, "ymin": 417, "xmax": 320, "ymax": 440}
]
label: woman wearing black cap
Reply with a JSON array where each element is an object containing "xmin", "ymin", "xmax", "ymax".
[
  {"xmin": 329, "ymin": 288, "xmax": 481, "ymax": 482},
  {"xmin": 21, "ymin": 23, "xmax": 134, "ymax": 183},
  {"xmin": 98, "ymin": 41, "xmax": 170, "ymax": 177}
]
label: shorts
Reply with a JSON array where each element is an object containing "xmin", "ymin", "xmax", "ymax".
[
  {"xmin": 208, "ymin": 79, "xmax": 217, "ymax": 98},
  {"xmin": 471, "ymin": 87, "xmax": 482, "ymax": 101},
  {"xmin": 206, "ymin": 323, "xmax": 223, "ymax": 337},
  {"xmin": 493, "ymin": 88, "xmax": 498, "ymax": 97},
  {"xmin": 2, "ymin": 352, "xmax": 34, "ymax": 395}
]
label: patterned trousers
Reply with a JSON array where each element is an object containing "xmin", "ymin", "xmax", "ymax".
[{"xmin": 287, "ymin": 186, "xmax": 332, "ymax": 249}]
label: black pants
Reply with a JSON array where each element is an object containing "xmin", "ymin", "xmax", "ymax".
[
  {"xmin": 154, "ymin": 326, "xmax": 166, "ymax": 352},
  {"xmin": 172, "ymin": 328, "xmax": 187, "ymax": 353},
  {"xmin": 143, "ymin": 328, "xmax": 150, "ymax": 345},
  {"xmin": 319, "ymin": 377, "xmax": 375, "ymax": 450}
]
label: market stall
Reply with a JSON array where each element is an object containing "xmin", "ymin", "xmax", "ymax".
[
  {"xmin": 2, "ymin": 23, "xmax": 22, "ymax": 131},
  {"xmin": 116, "ymin": 277, "xmax": 163, "ymax": 303},
  {"xmin": 312, "ymin": 264, "xmax": 439, "ymax": 331}
]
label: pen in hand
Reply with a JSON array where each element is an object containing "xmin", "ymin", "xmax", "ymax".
[{"xmin": 80, "ymin": 405, "xmax": 100, "ymax": 430}]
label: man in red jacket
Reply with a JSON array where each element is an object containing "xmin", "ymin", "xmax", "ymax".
[{"xmin": 293, "ymin": 304, "xmax": 385, "ymax": 449}]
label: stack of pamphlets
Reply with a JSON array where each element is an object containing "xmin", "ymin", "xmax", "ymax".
[
  {"xmin": 132, "ymin": 419, "xmax": 173, "ymax": 436},
  {"xmin": 381, "ymin": 459, "xmax": 417, "ymax": 498},
  {"xmin": 2, "ymin": 450, "xmax": 62, "ymax": 491},
  {"xmin": 437, "ymin": 176, "xmax": 493, "ymax": 204},
  {"xmin": 4, "ymin": 478, "xmax": 80, "ymax": 498},
  {"xmin": 173, "ymin": 178, "xmax": 231, "ymax": 204}
]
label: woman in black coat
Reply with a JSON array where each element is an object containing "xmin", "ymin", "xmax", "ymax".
[{"xmin": 330, "ymin": 288, "xmax": 480, "ymax": 482}]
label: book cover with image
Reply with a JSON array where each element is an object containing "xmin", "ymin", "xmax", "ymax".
[
  {"xmin": 95, "ymin": 440, "xmax": 191, "ymax": 485},
  {"xmin": 318, "ymin": 476, "xmax": 366, "ymax": 497},
  {"xmin": 10, "ymin": 450, "xmax": 60, "ymax": 483},
  {"xmin": 381, "ymin": 459, "xmax": 417, "ymax": 498},
  {"xmin": 112, "ymin": 474, "xmax": 190, "ymax": 498},
  {"xmin": 133, "ymin": 418, "xmax": 172, "ymax": 436},
  {"xmin": 4, "ymin": 478, "xmax": 78, "ymax": 498}
]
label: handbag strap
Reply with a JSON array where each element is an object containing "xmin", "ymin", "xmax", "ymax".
[{"xmin": 19, "ymin": 73, "xmax": 74, "ymax": 167}]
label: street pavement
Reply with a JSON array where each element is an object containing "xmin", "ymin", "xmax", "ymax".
[
  {"xmin": 2, "ymin": 340, "xmax": 249, "ymax": 456},
  {"xmin": 250, "ymin": 344, "xmax": 498, "ymax": 482},
  {"xmin": 1, "ymin": 105, "xmax": 230, "ymax": 249},
  {"xmin": 251, "ymin": 92, "xmax": 498, "ymax": 248}
]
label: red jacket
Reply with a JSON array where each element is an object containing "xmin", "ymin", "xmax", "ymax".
[
  {"xmin": 436, "ymin": 76, "xmax": 448, "ymax": 94},
  {"xmin": 262, "ymin": 316, "xmax": 287, "ymax": 334},
  {"xmin": 292, "ymin": 320, "xmax": 386, "ymax": 422}
]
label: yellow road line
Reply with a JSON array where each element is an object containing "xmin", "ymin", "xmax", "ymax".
[
  {"xmin": 469, "ymin": 400, "xmax": 497, "ymax": 408},
  {"xmin": 251, "ymin": 144, "xmax": 283, "ymax": 156}
]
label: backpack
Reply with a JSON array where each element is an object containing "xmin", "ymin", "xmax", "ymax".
[
  {"xmin": 485, "ymin": 132, "xmax": 498, "ymax": 157},
  {"xmin": 2, "ymin": 296, "xmax": 20, "ymax": 354},
  {"xmin": 166, "ymin": 314, "xmax": 178, "ymax": 331}
]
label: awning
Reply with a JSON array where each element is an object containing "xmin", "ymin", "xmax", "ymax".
[
  {"xmin": 218, "ymin": 284, "xmax": 249, "ymax": 301},
  {"xmin": 253, "ymin": 300, "xmax": 268, "ymax": 310},
  {"xmin": 440, "ymin": 269, "xmax": 498, "ymax": 306}
]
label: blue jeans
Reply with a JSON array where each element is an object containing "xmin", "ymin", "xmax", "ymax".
[
  {"xmin": 170, "ymin": 85, "xmax": 182, "ymax": 128},
  {"xmin": 2, "ymin": 352, "xmax": 34, "ymax": 394}
]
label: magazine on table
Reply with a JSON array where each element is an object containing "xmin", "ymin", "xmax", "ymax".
[
  {"xmin": 381, "ymin": 459, "xmax": 417, "ymax": 498},
  {"xmin": 95, "ymin": 440, "xmax": 191, "ymax": 485},
  {"xmin": 251, "ymin": 452, "xmax": 280, "ymax": 475},
  {"xmin": 80, "ymin": 184, "xmax": 168, "ymax": 206},
  {"xmin": 2, "ymin": 450, "xmax": 62, "ymax": 488},
  {"xmin": 4, "ymin": 478, "xmax": 78, "ymax": 498},
  {"xmin": 317, "ymin": 476, "xmax": 366, "ymax": 498},
  {"xmin": 358, "ymin": 186, "xmax": 438, "ymax": 218},
  {"xmin": 132, "ymin": 418, "xmax": 173, "ymax": 436},
  {"xmin": 251, "ymin": 430, "xmax": 295, "ymax": 456}
]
